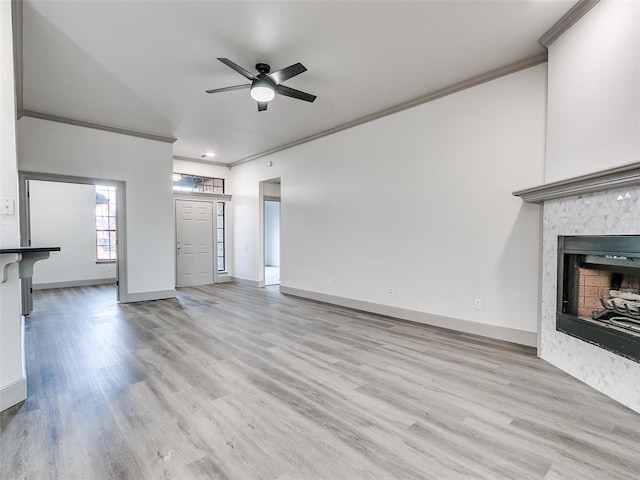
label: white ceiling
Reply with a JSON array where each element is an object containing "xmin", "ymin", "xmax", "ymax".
[{"xmin": 21, "ymin": 0, "xmax": 577, "ymax": 165}]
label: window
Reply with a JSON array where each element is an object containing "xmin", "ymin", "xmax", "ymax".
[
  {"xmin": 95, "ymin": 185, "xmax": 117, "ymax": 261},
  {"xmin": 217, "ymin": 202, "xmax": 226, "ymax": 272},
  {"xmin": 173, "ymin": 173, "xmax": 224, "ymax": 194}
]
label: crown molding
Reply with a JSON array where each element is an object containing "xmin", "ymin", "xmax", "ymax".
[
  {"xmin": 172, "ymin": 155, "xmax": 230, "ymax": 168},
  {"xmin": 229, "ymin": 53, "xmax": 548, "ymax": 168},
  {"xmin": 513, "ymin": 161, "xmax": 640, "ymax": 204},
  {"xmin": 21, "ymin": 110, "xmax": 177, "ymax": 144},
  {"xmin": 538, "ymin": 0, "xmax": 600, "ymax": 48}
]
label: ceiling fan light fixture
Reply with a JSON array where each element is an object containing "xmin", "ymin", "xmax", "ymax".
[
  {"xmin": 207, "ymin": 58, "xmax": 315, "ymax": 109},
  {"xmin": 250, "ymin": 80, "xmax": 275, "ymax": 102}
]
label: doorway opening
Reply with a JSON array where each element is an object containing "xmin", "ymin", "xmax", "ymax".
[
  {"xmin": 265, "ymin": 199, "xmax": 280, "ymax": 285},
  {"xmin": 19, "ymin": 172, "xmax": 127, "ymax": 313},
  {"xmin": 261, "ymin": 178, "xmax": 281, "ymax": 286}
]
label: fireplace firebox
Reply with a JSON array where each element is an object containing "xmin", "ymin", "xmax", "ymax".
[{"xmin": 557, "ymin": 235, "xmax": 640, "ymax": 363}]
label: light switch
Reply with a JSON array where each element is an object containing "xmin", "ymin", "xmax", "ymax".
[{"xmin": 1, "ymin": 198, "xmax": 15, "ymax": 215}]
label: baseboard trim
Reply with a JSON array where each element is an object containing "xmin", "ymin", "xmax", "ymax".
[
  {"xmin": 0, "ymin": 378, "xmax": 27, "ymax": 412},
  {"xmin": 32, "ymin": 278, "xmax": 116, "ymax": 290},
  {"xmin": 120, "ymin": 289, "xmax": 176, "ymax": 303},
  {"xmin": 280, "ymin": 286, "xmax": 537, "ymax": 347},
  {"xmin": 232, "ymin": 276, "xmax": 260, "ymax": 287}
]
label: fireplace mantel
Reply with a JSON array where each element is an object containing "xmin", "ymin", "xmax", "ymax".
[{"xmin": 512, "ymin": 161, "xmax": 640, "ymax": 204}]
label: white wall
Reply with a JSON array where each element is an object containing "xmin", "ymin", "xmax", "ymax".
[
  {"xmin": 264, "ymin": 182, "xmax": 281, "ymax": 198},
  {"xmin": 264, "ymin": 201, "xmax": 280, "ymax": 267},
  {"xmin": 545, "ymin": 0, "xmax": 640, "ymax": 182},
  {"xmin": 172, "ymin": 159, "xmax": 230, "ymax": 180},
  {"xmin": 0, "ymin": 0, "xmax": 26, "ymax": 411},
  {"xmin": 231, "ymin": 65, "xmax": 547, "ymax": 338},
  {"xmin": 18, "ymin": 117, "xmax": 175, "ymax": 299},
  {"xmin": 29, "ymin": 181, "xmax": 115, "ymax": 286}
]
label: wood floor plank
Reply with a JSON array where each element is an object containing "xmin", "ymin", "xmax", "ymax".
[{"xmin": 1, "ymin": 283, "xmax": 640, "ymax": 479}]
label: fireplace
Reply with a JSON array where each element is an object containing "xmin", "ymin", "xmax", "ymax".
[
  {"xmin": 557, "ymin": 235, "xmax": 640, "ymax": 363},
  {"xmin": 513, "ymin": 167, "xmax": 640, "ymax": 411}
]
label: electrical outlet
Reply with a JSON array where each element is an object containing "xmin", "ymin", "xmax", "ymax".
[
  {"xmin": 327, "ymin": 278, "xmax": 333, "ymax": 286},
  {"xmin": 474, "ymin": 298, "xmax": 482, "ymax": 310},
  {"xmin": 387, "ymin": 288, "xmax": 394, "ymax": 296}
]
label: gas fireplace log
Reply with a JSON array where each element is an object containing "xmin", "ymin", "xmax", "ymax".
[
  {"xmin": 610, "ymin": 289, "xmax": 640, "ymax": 302},
  {"xmin": 608, "ymin": 297, "xmax": 640, "ymax": 311},
  {"xmin": 599, "ymin": 296, "xmax": 640, "ymax": 319}
]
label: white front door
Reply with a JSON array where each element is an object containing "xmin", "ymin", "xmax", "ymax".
[{"xmin": 176, "ymin": 199, "xmax": 214, "ymax": 287}]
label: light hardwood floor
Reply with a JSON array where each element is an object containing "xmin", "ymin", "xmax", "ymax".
[{"xmin": 1, "ymin": 284, "xmax": 639, "ymax": 479}]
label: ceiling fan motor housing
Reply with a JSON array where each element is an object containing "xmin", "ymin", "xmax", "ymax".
[
  {"xmin": 255, "ymin": 63, "xmax": 271, "ymax": 74},
  {"xmin": 251, "ymin": 64, "xmax": 277, "ymax": 102},
  {"xmin": 250, "ymin": 69, "xmax": 276, "ymax": 102}
]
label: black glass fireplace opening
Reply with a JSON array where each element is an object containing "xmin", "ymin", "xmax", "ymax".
[{"xmin": 557, "ymin": 235, "xmax": 640, "ymax": 363}]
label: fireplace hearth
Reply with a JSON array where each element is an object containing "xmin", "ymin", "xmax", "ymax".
[{"xmin": 557, "ymin": 235, "xmax": 640, "ymax": 363}]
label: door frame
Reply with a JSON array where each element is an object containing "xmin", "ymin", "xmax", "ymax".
[
  {"xmin": 173, "ymin": 192, "xmax": 232, "ymax": 287},
  {"xmin": 258, "ymin": 178, "xmax": 281, "ymax": 288},
  {"xmin": 18, "ymin": 171, "xmax": 128, "ymax": 308}
]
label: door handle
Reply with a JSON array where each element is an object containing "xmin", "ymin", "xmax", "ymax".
[{"xmin": 177, "ymin": 241, "xmax": 181, "ymax": 250}]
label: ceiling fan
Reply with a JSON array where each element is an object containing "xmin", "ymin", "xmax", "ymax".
[{"xmin": 206, "ymin": 58, "xmax": 317, "ymax": 111}]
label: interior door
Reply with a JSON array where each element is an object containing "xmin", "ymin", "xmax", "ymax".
[{"xmin": 176, "ymin": 199, "xmax": 214, "ymax": 287}]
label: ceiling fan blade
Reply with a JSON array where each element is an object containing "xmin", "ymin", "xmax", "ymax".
[
  {"xmin": 205, "ymin": 84, "xmax": 250, "ymax": 94},
  {"xmin": 267, "ymin": 62, "xmax": 307, "ymax": 85},
  {"xmin": 257, "ymin": 102, "xmax": 268, "ymax": 112},
  {"xmin": 217, "ymin": 58, "xmax": 256, "ymax": 80},
  {"xmin": 275, "ymin": 84, "xmax": 317, "ymax": 103}
]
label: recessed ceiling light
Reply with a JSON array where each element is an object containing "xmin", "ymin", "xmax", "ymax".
[{"xmin": 202, "ymin": 151, "xmax": 216, "ymax": 158}]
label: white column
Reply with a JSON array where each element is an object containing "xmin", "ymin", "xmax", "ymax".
[{"xmin": 0, "ymin": 0, "xmax": 26, "ymax": 411}]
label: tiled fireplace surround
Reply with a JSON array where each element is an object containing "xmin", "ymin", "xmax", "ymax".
[{"xmin": 516, "ymin": 166, "xmax": 640, "ymax": 414}]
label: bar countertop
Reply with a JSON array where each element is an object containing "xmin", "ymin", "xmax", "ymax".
[{"xmin": 0, "ymin": 247, "xmax": 61, "ymax": 254}]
